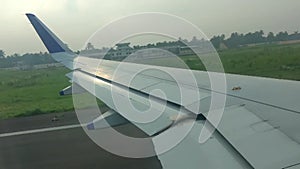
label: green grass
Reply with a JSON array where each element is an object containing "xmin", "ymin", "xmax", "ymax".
[
  {"xmin": 218, "ymin": 43, "xmax": 300, "ymax": 80},
  {"xmin": 0, "ymin": 67, "xmax": 73, "ymax": 119},
  {"xmin": 130, "ymin": 43, "xmax": 300, "ymax": 81},
  {"xmin": 0, "ymin": 43, "xmax": 300, "ymax": 119}
]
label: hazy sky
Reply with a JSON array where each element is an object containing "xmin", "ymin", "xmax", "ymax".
[{"xmin": 0, "ymin": 0, "xmax": 300, "ymax": 55}]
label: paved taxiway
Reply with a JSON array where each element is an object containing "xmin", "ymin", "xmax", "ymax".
[{"xmin": 0, "ymin": 111, "xmax": 162, "ymax": 169}]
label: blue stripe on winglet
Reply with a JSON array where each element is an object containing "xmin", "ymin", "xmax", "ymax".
[{"xmin": 26, "ymin": 13, "xmax": 66, "ymax": 53}]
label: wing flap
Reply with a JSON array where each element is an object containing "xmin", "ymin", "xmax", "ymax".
[
  {"xmin": 155, "ymin": 120, "xmax": 254, "ymax": 169},
  {"xmin": 204, "ymin": 102, "xmax": 300, "ymax": 169}
]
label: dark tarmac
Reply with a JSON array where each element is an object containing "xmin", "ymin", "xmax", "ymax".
[{"xmin": 0, "ymin": 111, "xmax": 162, "ymax": 169}]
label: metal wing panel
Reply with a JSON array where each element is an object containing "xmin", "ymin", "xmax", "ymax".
[
  {"xmin": 68, "ymin": 57, "xmax": 300, "ymax": 168},
  {"xmin": 202, "ymin": 96, "xmax": 300, "ymax": 169},
  {"xmin": 75, "ymin": 58, "xmax": 208, "ymax": 112},
  {"xmin": 155, "ymin": 120, "xmax": 253, "ymax": 169},
  {"xmin": 70, "ymin": 70, "xmax": 176, "ymax": 136}
]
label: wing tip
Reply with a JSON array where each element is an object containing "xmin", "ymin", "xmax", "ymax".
[
  {"xmin": 25, "ymin": 13, "xmax": 69, "ymax": 54},
  {"xmin": 25, "ymin": 13, "xmax": 35, "ymax": 18}
]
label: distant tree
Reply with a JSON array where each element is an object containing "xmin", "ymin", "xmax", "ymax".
[
  {"xmin": 276, "ymin": 31, "xmax": 289, "ymax": 41},
  {"xmin": 225, "ymin": 32, "xmax": 242, "ymax": 48},
  {"xmin": 0, "ymin": 50, "xmax": 5, "ymax": 59},
  {"xmin": 210, "ymin": 34, "xmax": 225, "ymax": 49},
  {"xmin": 267, "ymin": 32, "xmax": 275, "ymax": 42},
  {"xmin": 256, "ymin": 30, "xmax": 265, "ymax": 42},
  {"xmin": 146, "ymin": 43, "xmax": 155, "ymax": 48},
  {"xmin": 190, "ymin": 36, "xmax": 198, "ymax": 45},
  {"xmin": 244, "ymin": 32, "xmax": 254, "ymax": 44},
  {"xmin": 85, "ymin": 42, "xmax": 95, "ymax": 50},
  {"xmin": 289, "ymin": 31, "xmax": 300, "ymax": 40},
  {"xmin": 11, "ymin": 53, "xmax": 20, "ymax": 58},
  {"xmin": 259, "ymin": 30, "xmax": 264, "ymax": 36},
  {"xmin": 242, "ymin": 30, "xmax": 265, "ymax": 44},
  {"xmin": 181, "ymin": 39, "xmax": 189, "ymax": 44},
  {"xmin": 176, "ymin": 38, "xmax": 188, "ymax": 46},
  {"xmin": 133, "ymin": 45, "xmax": 141, "ymax": 49},
  {"xmin": 220, "ymin": 34, "xmax": 225, "ymax": 40}
]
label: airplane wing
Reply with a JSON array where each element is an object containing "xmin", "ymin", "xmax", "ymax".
[{"xmin": 26, "ymin": 13, "xmax": 300, "ymax": 169}]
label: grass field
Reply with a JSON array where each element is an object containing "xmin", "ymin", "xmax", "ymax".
[
  {"xmin": 0, "ymin": 67, "xmax": 73, "ymax": 119},
  {"xmin": 219, "ymin": 43, "xmax": 300, "ymax": 80},
  {"xmin": 133, "ymin": 43, "xmax": 300, "ymax": 80},
  {"xmin": 0, "ymin": 43, "xmax": 299, "ymax": 119}
]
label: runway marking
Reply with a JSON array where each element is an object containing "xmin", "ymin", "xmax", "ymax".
[{"xmin": 0, "ymin": 124, "xmax": 87, "ymax": 138}]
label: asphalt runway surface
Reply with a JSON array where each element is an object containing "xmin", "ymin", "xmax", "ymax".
[{"xmin": 0, "ymin": 111, "xmax": 162, "ymax": 169}]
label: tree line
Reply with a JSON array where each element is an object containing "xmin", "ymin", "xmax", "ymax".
[
  {"xmin": 211, "ymin": 30, "xmax": 300, "ymax": 49},
  {"xmin": 0, "ymin": 52, "xmax": 54, "ymax": 68},
  {"xmin": 1, "ymin": 30, "xmax": 300, "ymax": 68},
  {"xmin": 132, "ymin": 31, "xmax": 300, "ymax": 50}
]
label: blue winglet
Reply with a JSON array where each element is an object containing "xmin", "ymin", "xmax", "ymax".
[{"xmin": 26, "ymin": 13, "xmax": 69, "ymax": 53}]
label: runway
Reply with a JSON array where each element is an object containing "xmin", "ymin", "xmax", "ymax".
[{"xmin": 0, "ymin": 111, "xmax": 162, "ymax": 169}]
